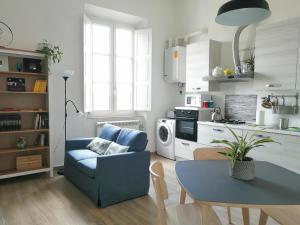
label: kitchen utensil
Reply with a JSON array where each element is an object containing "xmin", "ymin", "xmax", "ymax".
[
  {"xmin": 261, "ymin": 96, "xmax": 272, "ymax": 109},
  {"xmin": 279, "ymin": 118, "xmax": 289, "ymax": 130},
  {"xmin": 202, "ymin": 101, "xmax": 209, "ymax": 108},
  {"xmin": 211, "ymin": 107, "xmax": 223, "ymax": 122},
  {"xmin": 272, "ymin": 97, "xmax": 279, "ymax": 113},
  {"xmin": 208, "ymin": 100, "xmax": 215, "ymax": 108}
]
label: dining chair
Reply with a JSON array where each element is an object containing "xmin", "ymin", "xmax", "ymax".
[
  {"xmin": 259, "ymin": 208, "xmax": 300, "ymax": 225},
  {"xmin": 185, "ymin": 148, "xmax": 233, "ymax": 224},
  {"xmin": 149, "ymin": 161, "xmax": 222, "ymax": 225}
]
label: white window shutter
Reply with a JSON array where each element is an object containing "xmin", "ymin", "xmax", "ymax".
[
  {"xmin": 134, "ymin": 29, "xmax": 152, "ymax": 111},
  {"xmin": 83, "ymin": 15, "xmax": 93, "ymax": 112}
]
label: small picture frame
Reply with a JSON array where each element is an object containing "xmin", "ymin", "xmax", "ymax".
[
  {"xmin": 23, "ymin": 58, "xmax": 42, "ymax": 73},
  {"xmin": 0, "ymin": 56, "xmax": 9, "ymax": 72},
  {"xmin": 7, "ymin": 77, "xmax": 26, "ymax": 92}
]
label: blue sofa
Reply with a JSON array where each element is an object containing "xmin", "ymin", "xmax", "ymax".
[{"xmin": 64, "ymin": 124, "xmax": 150, "ymax": 207}]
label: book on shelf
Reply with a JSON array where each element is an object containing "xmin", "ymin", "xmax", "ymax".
[
  {"xmin": 33, "ymin": 113, "xmax": 49, "ymax": 129},
  {"xmin": 33, "ymin": 80, "xmax": 47, "ymax": 93},
  {"xmin": 35, "ymin": 133, "xmax": 47, "ymax": 147},
  {"xmin": 0, "ymin": 114, "xmax": 21, "ymax": 131}
]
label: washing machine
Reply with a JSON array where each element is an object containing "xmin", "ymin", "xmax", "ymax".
[{"xmin": 156, "ymin": 119, "xmax": 176, "ymax": 160}]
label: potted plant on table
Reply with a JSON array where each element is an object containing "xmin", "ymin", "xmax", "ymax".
[{"xmin": 211, "ymin": 127, "xmax": 277, "ymax": 181}]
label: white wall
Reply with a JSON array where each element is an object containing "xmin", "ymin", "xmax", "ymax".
[
  {"xmin": 1, "ymin": 0, "xmax": 180, "ymax": 166},
  {"xmin": 174, "ymin": 0, "xmax": 300, "ymax": 127}
]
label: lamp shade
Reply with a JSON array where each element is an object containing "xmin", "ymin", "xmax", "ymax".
[
  {"xmin": 62, "ymin": 70, "xmax": 75, "ymax": 79},
  {"xmin": 215, "ymin": 0, "xmax": 271, "ymax": 26}
]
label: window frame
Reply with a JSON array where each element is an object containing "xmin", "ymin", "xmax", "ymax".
[
  {"xmin": 113, "ymin": 24, "xmax": 135, "ymax": 113},
  {"xmin": 88, "ymin": 20, "xmax": 135, "ymax": 116},
  {"xmin": 84, "ymin": 16, "xmax": 152, "ymax": 117},
  {"xmin": 91, "ymin": 21, "xmax": 114, "ymax": 115}
]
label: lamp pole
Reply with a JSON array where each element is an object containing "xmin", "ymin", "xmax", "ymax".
[
  {"xmin": 58, "ymin": 73, "xmax": 80, "ymax": 176},
  {"xmin": 64, "ymin": 76, "xmax": 68, "ymax": 158},
  {"xmin": 57, "ymin": 76, "xmax": 69, "ymax": 175}
]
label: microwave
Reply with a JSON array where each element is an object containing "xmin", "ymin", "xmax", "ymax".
[{"xmin": 185, "ymin": 94, "xmax": 211, "ymax": 107}]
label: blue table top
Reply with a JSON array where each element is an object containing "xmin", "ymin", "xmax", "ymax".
[{"xmin": 176, "ymin": 160, "xmax": 300, "ymax": 207}]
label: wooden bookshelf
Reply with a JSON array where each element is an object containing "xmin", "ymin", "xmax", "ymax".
[{"xmin": 0, "ymin": 48, "xmax": 52, "ymax": 179}]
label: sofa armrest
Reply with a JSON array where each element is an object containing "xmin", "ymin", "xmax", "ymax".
[
  {"xmin": 66, "ymin": 138, "xmax": 95, "ymax": 151},
  {"xmin": 96, "ymin": 151, "xmax": 150, "ymax": 207}
]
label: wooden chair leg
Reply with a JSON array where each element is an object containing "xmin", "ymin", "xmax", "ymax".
[
  {"xmin": 202, "ymin": 205, "xmax": 209, "ymax": 225},
  {"xmin": 227, "ymin": 207, "xmax": 232, "ymax": 224},
  {"xmin": 242, "ymin": 208, "xmax": 250, "ymax": 225},
  {"xmin": 180, "ymin": 187, "xmax": 186, "ymax": 204},
  {"xmin": 259, "ymin": 210, "xmax": 268, "ymax": 225}
]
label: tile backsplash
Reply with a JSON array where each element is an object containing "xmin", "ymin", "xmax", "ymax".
[{"xmin": 225, "ymin": 95, "xmax": 257, "ymax": 122}]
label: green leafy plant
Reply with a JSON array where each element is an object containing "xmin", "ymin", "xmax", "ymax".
[
  {"xmin": 243, "ymin": 50, "xmax": 255, "ymax": 71},
  {"xmin": 211, "ymin": 127, "xmax": 278, "ymax": 167},
  {"xmin": 37, "ymin": 40, "xmax": 63, "ymax": 64}
]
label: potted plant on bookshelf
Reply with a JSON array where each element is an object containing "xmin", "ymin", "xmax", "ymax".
[
  {"xmin": 211, "ymin": 127, "xmax": 278, "ymax": 181},
  {"xmin": 37, "ymin": 40, "xmax": 63, "ymax": 65}
]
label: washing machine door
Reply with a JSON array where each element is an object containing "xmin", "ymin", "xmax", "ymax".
[{"xmin": 157, "ymin": 123, "xmax": 171, "ymax": 146}]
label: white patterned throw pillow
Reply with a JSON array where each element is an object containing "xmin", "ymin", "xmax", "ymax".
[
  {"xmin": 87, "ymin": 137, "xmax": 112, "ymax": 155},
  {"xmin": 104, "ymin": 142, "xmax": 129, "ymax": 155}
]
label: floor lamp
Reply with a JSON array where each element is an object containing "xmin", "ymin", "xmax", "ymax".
[{"xmin": 57, "ymin": 70, "xmax": 81, "ymax": 175}]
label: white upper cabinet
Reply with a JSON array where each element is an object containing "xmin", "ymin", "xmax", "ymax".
[
  {"xmin": 254, "ymin": 19, "xmax": 300, "ymax": 91},
  {"xmin": 186, "ymin": 40, "xmax": 220, "ymax": 92}
]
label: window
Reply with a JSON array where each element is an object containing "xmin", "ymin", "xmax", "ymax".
[{"xmin": 84, "ymin": 16, "xmax": 151, "ymax": 114}]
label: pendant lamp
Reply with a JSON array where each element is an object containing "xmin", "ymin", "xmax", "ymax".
[{"xmin": 215, "ymin": 0, "xmax": 271, "ymax": 26}]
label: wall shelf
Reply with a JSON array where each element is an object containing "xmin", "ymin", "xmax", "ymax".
[
  {"xmin": 0, "ymin": 146, "xmax": 49, "ymax": 155},
  {"xmin": 0, "ymin": 129, "xmax": 48, "ymax": 135},
  {"xmin": 202, "ymin": 72, "xmax": 254, "ymax": 83}
]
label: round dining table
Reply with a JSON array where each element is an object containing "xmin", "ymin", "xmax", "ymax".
[{"xmin": 176, "ymin": 160, "xmax": 300, "ymax": 225}]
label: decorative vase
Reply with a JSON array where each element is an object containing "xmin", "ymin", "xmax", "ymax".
[
  {"xmin": 241, "ymin": 62, "xmax": 254, "ymax": 74},
  {"xmin": 229, "ymin": 158, "xmax": 255, "ymax": 181},
  {"xmin": 17, "ymin": 137, "xmax": 27, "ymax": 149}
]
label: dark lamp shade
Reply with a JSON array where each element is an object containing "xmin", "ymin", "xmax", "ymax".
[{"xmin": 215, "ymin": 0, "xmax": 271, "ymax": 26}]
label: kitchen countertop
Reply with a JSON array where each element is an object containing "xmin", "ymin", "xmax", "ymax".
[{"xmin": 197, "ymin": 121, "xmax": 300, "ymax": 137}]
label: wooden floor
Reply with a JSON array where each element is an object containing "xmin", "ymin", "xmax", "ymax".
[{"xmin": 0, "ymin": 155, "xmax": 279, "ymax": 225}]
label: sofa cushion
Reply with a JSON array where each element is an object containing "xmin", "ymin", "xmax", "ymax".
[
  {"xmin": 66, "ymin": 150, "xmax": 99, "ymax": 165},
  {"xmin": 99, "ymin": 124, "xmax": 122, "ymax": 141},
  {"xmin": 104, "ymin": 142, "xmax": 129, "ymax": 155},
  {"xmin": 116, "ymin": 128, "xmax": 148, "ymax": 152},
  {"xmin": 87, "ymin": 137, "xmax": 112, "ymax": 155},
  {"xmin": 76, "ymin": 158, "xmax": 97, "ymax": 178}
]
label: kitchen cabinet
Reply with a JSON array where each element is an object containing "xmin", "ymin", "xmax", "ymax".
[
  {"xmin": 197, "ymin": 125, "xmax": 242, "ymax": 145},
  {"xmin": 254, "ymin": 19, "xmax": 300, "ymax": 91},
  {"xmin": 175, "ymin": 138, "xmax": 207, "ymax": 160},
  {"xmin": 197, "ymin": 123, "xmax": 300, "ymax": 174},
  {"xmin": 185, "ymin": 40, "xmax": 220, "ymax": 92}
]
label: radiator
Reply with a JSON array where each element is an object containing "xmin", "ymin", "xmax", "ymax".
[{"xmin": 96, "ymin": 120, "xmax": 141, "ymax": 136}]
